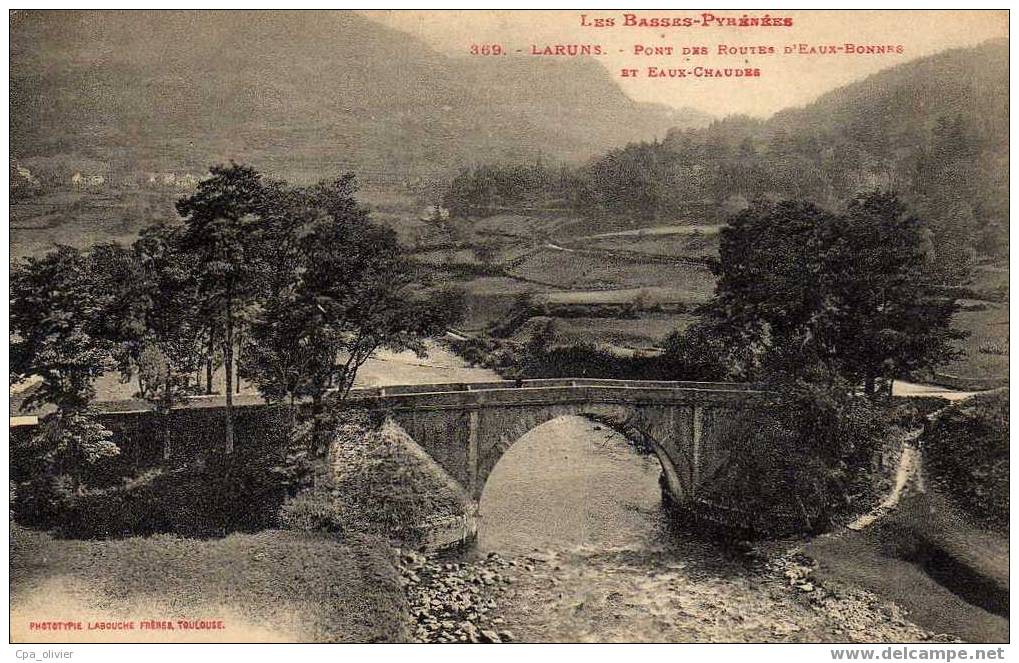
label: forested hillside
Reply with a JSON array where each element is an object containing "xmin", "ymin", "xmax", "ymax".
[
  {"xmin": 10, "ymin": 11, "xmax": 704, "ymax": 186},
  {"xmin": 446, "ymin": 39, "xmax": 1008, "ymax": 266}
]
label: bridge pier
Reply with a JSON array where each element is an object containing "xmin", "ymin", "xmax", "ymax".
[{"xmin": 467, "ymin": 410, "xmax": 480, "ymax": 497}]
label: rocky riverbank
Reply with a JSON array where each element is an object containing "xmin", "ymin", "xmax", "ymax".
[
  {"xmin": 397, "ymin": 549, "xmax": 517, "ymax": 643},
  {"xmin": 764, "ymin": 545, "xmax": 959, "ymax": 643},
  {"xmin": 397, "ymin": 542, "xmax": 957, "ymax": 644},
  {"xmin": 394, "ymin": 416, "xmax": 964, "ymax": 644}
]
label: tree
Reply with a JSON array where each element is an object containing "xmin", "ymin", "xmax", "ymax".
[
  {"xmin": 129, "ymin": 224, "xmax": 206, "ymax": 458},
  {"xmin": 176, "ymin": 163, "xmax": 269, "ymax": 453},
  {"xmin": 700, "ymin": 199, "xmax": 835, "ymax": 381},
  {"xmin": 701, "ymin": 375, "xmax": 891, "ymax": 532},
  {"xmin": 817, "ymin": 191, "xmax": 965, "ymax": 393},
  {"xmin": 10, "ymin": 246, "xmax": 120, "ymax": 488},
  {"xmin": 242, "ymin": 176, "xmax": 465, "ymax": 453},
  {"xmin": 84, "ymin": 242, "xmax": 150, "ymax": 382},
  {"xmin": 525, "ymin": 318, "xmax": 558, "ymax": 356},
  {"xmin": 690, "ymin": 192, "xmax": 965, "ymax": 392}
]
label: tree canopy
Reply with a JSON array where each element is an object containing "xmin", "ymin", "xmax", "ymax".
[
  {"xmin": 679, "ymin": 190, "xmax": 965, "ymax": 393},
  {"xmin": 11, "ymin": 163, "xmax": 465, "ymax": 477}
]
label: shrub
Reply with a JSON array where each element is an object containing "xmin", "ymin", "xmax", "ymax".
[
  {"xmin": 279, "ymin": 489, "xmax": 346, "ymax": 533},
  {"xmin": 922, "ymin": 389, "xmax": 1009, "ymax": 532},
  {"xmin": 696, "ymin": 381, "xmax": 893, "ymax": 535},
  {"xmin": 13, "ymin": 448, "xmax": 289, "ymax": 539}
]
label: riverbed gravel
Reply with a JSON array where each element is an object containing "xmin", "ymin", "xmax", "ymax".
[{"xmin": 397, "ymin": 549, "xmax": 517, "ymax": 643}]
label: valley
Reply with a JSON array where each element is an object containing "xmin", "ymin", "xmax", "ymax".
[{"xmin": 7, "ymin": 9, "xmax": 1010, "ymax": 649}]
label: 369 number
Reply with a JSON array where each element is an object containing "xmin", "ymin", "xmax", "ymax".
[{"xmin": 469, "ymin": 44, "xmax": 503, "ymax": 55}]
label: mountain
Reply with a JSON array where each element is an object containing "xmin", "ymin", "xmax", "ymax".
[
  {"xmin": 765, "ymin": 38, "xmax": 1008, "ymax": 159},
  {"xmin": 442, "ymin": 39, "xmax": 1007, "ymax": 270},
  {"xmin": 10, "ymin": 10, "xmax": 709, "ymax": 182},
  {"xmin": 641, "ymin": 39, "xmax": 1007, "ymax": 260},
  {"xmin": 728, "ymin": 39, "xmax": 1008, "ymax": 260}
]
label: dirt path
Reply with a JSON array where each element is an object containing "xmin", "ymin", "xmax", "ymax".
[{"xmin": 849, "ymin": 439, "xmax": 922, "ymax": 531}]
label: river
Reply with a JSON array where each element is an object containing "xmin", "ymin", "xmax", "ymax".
[
  {"xmin": 462, "ymin": 416, "xmax": 936, "ymax": 643},
  {"xmin": 478, "ymin": 415, "xmax": 666, "ymax": 554}
]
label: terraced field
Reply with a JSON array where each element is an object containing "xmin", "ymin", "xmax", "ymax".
[
  {"xmin": 583, "ymin": 232, "xmax": 719, "ymax": 260},
  {"xmin": 471, "ymin": 213, "xmax": 577, "ymax": 239},
  {"xmin": 511, "ymin": 314, "xmax": 698, "ymax": 350},
  {"xmin": 509, "ymin": 248, "xmax": 716, "ymax": 296}
]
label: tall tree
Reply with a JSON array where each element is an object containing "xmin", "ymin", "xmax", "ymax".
[
  {"xmin": 129, "ymin": 224, "xmax": 206, "ymax": 458},
  {"xmin": 817, "ymin": 191, "xmax": 965, "ymax": 392},
  {"xmin": 176, "ymin": 163, "xmax": 268, "ymax": 453},
  {"xmin": 242, "ymin": 175, "xmax": 464, "ymax": 453},
  {"xmin": 691, "ymin": 192, "xmax": 965, "ymax": 392},
  {"xmin": 704, "ymin": 199, "xmax": 837, "ymax": 380},
  {"xmin": 10, "ymin": 246, "xmax": 120, "ymax": 486}
]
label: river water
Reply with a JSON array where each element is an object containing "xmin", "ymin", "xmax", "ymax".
[
  {"xmin": 478, "ymin": 416, "xmax": 667, "ymax": 554},
  {"xmin": 467, "ymin": 415, "xmax": 932, "ymax": 643}
]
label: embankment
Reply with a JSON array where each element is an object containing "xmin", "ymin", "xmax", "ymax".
[
  {"xmin": 804, "ymin": 390, "xmax": 1009, "ymax": 643},
  {"xmin": 280, "ymin": 418, "xmax": 477, "ymax": 551},
  {"xmin": 10, "ymin": 525, "xmax": 408, "ymax": 643}
]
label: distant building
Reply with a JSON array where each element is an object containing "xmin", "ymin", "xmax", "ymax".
[
  {"xmin": 145, "ymin": 171, "xmax": 200, "ymax": 190},
  {"xmin": 421, "ymin": 205, "xmax": 451, "ymax": 222},
  {"xmin": 72, "ymin": 172, "xmax": 105, "ymax": 189},
  {"xmin": 15, "ymin": 165, "xmax": 38, "ymax": 185},
  {"xmin": 176, "ymin": 173, "xmax": 199, "ymax": 190}
]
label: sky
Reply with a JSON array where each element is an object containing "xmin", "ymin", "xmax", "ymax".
[{"xmin": 366, "ymin": 10, "xmax": 1008, "ymax": 118}]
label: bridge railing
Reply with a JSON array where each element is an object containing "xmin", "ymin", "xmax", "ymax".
[
  {"xmin": 11, "ymin": 378, "xmax": 760, "ymax": 425},
  {"xmin": 355, "ymin": 383, "xmax": 766, "ymax": 411},
  {"xmin": 356, "ymin": 378, "xmax": 757, "ymax": 397}
]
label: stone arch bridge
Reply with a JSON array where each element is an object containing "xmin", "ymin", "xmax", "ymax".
[
  {"xmin": 10, "ymin": 378, "xmax": 769, "ymax": 521},
  {"xmin": 355, "ymin": 378, "xmax": 767, "ymax": 505}
]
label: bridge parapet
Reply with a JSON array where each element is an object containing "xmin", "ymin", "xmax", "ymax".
[
  {"xmin": 366, "ymin": 378, "xmax": 760, "ymax": 397},
  {"xmin": 11, "ymin": 378, "xmax": 763, "ymax": 423},
  {"xmin": 366, "ymin": 383, "xmax": 767, "ymax": 411}
]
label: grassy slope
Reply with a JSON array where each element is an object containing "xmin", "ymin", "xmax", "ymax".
[
  {"xmin": 920, "ymin": 389, "xmax": 1009, "ymax": 532},
  {"xmin": 940, "ymin": 301, "xmax": 1009, "ymax": 379},
  {"xmin": 806, "ymin": 391, "xmax": 1009, "ymax": 643},
  {"xmin": 805, "ymin": 490, "xmax": 1008, "ymax": 643},
  {"xmin": 10, "ymin": 526, "xmax": 408, "ymax": 643}
]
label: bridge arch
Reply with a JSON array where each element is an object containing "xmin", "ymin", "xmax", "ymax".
[
  {"xmin": 472, "ymin": 403, "xmax": 691, "ymax": 504},
  {"xmin": 476, "ymin": 412, "xmax": 672, "ymax": 550}
]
